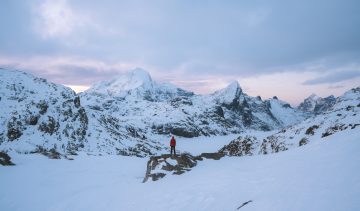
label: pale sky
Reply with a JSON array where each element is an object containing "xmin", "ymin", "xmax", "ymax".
[{"xmin": 1, "ymin": 0, "xmax": 360, "ymax": 105}]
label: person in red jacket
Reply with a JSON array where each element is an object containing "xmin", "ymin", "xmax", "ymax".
[{"xmin": 170, "ymin": 135, "xmax": 176, "ymax": 156}]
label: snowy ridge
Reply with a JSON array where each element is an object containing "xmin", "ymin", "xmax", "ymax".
[
  {"xmin": 298, "ymin": 93, "xmax": 336, "ymax": 114},
  {"xmin": 0, "ymin": 68, "xmax": 164, "ymax": 156},
  {"xmin": 81, "ymin": 68, "xmax": 307, "ymax": 140},
  {"xmin": 220, "ymin": 86, "xmax": 360, "ymax": 156},
  {"xmin": 1, "ymin": 68, "xmax": 357, "ymax": 157},
  {"xmin": 212, "ymin": 80, "xmax": 242, "ymax": 104},
  {"xmin": 0, "ymin": 68, "xmax": 88, "ymax": 154}
]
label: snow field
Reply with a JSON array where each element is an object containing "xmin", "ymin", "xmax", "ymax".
[{"xmin": 1, "ymin": 129, "xmax": 359, "ymax": 211}]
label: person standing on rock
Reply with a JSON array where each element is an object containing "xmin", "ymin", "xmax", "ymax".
[{"xmin": 170, "ymin": 135, "xmax": 176, "ymax": 156}]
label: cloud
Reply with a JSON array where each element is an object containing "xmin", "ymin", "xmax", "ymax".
[
  {"xmin": 302, "ymin": 70, "xmax": 360, "ymax": 85},
  {"xmin": 0, "ymin": 55, "xmax": 151, "ymax": 86},
  {"xmin": 1, "ymin": 0, "xmax": 360, "ymax": 104},
  {"xmin": 328, "ymin": 85, "xmax": 345, "ymax": 89},
  {"xmin": 33, "ymin": 0, "xmax": 108, "ymax": 41},
  {"xmin": 1, "ymin": 0, "xmax": 360, "ymax": 75},
  {"xmin": 33, "ymin": 0, "xmax": 81, "ymax": 38}
]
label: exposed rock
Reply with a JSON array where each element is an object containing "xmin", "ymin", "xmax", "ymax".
[
  {"xmin": 7, "ymin": 116, "xmax": 24, "ymax": 141},
  {"xmin": 117, "ymin": 144, "xmax": 155, "ymax": 158},
  {"xmin": 143, "ymin": 152, "xmax": 225, "ymax": 182},
  {"xmin": 299, "ymin": 137, "xmax": 308, "ymax": 146},
  {"xmin": 260, "ymin": 135, "xmax": 288, "ymax": 153},
  {"xmin": 219, "ymin": 136, "xmax": 258, "ymax": 156},
  {"xmin": 322, "ymin": 124, "xmax": 348, "ymax": 138},
  {"xmin": 199, "ymin": 152, "xmax": 225, "ymax": 160},
  {"xmin": 74, "ymin": 96, "xmax": 81, "ymax": 108},
  {"xmin": 37, "ymin": 100, "xmax": 48, "ymax": 115},
  {"xmin": 305, "ymin": 125, "xmax": 319, "ymax": 135},
  {"xmin": 38, "ymin": 116, "xmax": 59, "ymax": 135},
  {"xmin": 170, "ymin": 126, "xmax": 200, "ymax": 138},
  {"xmin": 7, "ymin": 128, "xmax": 22, "ymax": 141},
  {"xmin": 219, "ymin": 135, "xmax": 289, "ymax": 157},
  {"xmin": 0, "ymin": 152, "xmax": 15, "ymax": 166},
  {"xmin": 31, "ymin": 146, "xmax": 61, "ymax": 159},
  {"xmin": 28, "ymin": 115, "xmax": 39, "ymax": 125},
  {"xmin": 213, "ymin": 106, "xmax": 224, "ymax": 118},
  {"xmin": 298, "ymin": 94, "xmax": 336, "ymax": 114}
]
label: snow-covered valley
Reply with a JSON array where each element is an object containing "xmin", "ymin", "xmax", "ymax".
[{"xmin": 1, "ymin": 129, "xmax": 359, "ymax": 211}]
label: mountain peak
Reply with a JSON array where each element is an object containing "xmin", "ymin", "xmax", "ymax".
[
  {"xmin": 127, "ymin": 68, "xmax": 152, "ymax": 83},
  {"xmin": 86, "ymin": 68, "xmax": 155, "ymax": 96},
  {"xmin": 308, "ymin": 93, "xmax": 320, "ymax": 100},
  {"xmin": 227, "ymin": 80, "xmax": 241, "ymax": 90},
  {"xmin": 298, "ymin": 93, "xmax": 337, "ymax": 113},
  {"xmin": 213, "ymin": 80, "xmax": 242, "ymax": 104}
]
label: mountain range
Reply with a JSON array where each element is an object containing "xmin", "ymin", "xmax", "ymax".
[{"xmin": 0, "ymin": 68, "xmax": 355, "ymax": 156}]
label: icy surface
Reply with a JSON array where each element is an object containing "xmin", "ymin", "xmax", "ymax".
[{"xmin": 1, "ymin": 130, "xmax": 359, "ymax": 211}]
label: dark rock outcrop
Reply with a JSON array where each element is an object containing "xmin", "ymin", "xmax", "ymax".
[
  {"xmin": 0, "ymin": 152, "xmax": 15, "ymax": 166},
  {"xmin": 31, "ymin": 146, "xmax": 61, "ymax": 159},
  {"xmin": 305, "ymin": 125, "xmax": 319, "ymax": 135},
  {"xmin": 219, "ymin": 136, "xmax": 258, "ymax": 156},
  {"xmin": 219, "ymin": 135, "xmax": 289, "ymax": 157},
  {"xmin": 143, "ymin": 152, "xmax": 225, "ymax": 182}
]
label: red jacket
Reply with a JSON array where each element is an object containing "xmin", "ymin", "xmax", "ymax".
[{"xmin": 170, "ymin": 137, "xmax": 176, "ymax": 147}]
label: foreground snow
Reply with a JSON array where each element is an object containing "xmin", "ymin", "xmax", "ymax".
[{"xmin": 1, "ymin": 130, "xmax": 359, "ymax": 211}]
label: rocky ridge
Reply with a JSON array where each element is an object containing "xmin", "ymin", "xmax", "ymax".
[{"xmin": 1, "ymin": 68, "xmax": 357, "ymax": 158}]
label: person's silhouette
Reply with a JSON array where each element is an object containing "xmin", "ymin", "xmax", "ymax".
[{"xmin": 170, "ymin": 135, "xmax": 176, "ymax": 156}]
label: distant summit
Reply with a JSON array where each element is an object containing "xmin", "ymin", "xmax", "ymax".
[
  {"xmin": 86, "ymin": 68, "xmax": 153, "ymax": 96},
  {"xmin": 298, "ymin": 94, "xmax": 336, "ymax": 114},
  {"xmin": 212, "ymin": 80, "xmax": 242, "ymax": 105},
  {"xmin": 85, "ymin": 68, "xmax": 192, "ymax": 101}
]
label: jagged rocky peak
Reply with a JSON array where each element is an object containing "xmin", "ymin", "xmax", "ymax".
[
  {"xmin": 309, "ymin": 93, "xmax": 320, "ymax": 100},
  {"xmin": 213, "ymin": 80, "xmax": 243, "ymax": 104},
  {"xmin": 298, "ymin": 94, "xmax": 321, "ymax": 112},
  {"xmin": 298, "ymin": 93, "xmax": 336, "ymax": 114}
]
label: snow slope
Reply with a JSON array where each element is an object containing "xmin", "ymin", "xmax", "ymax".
[
  {"xmin": 1, "ymin": 128, "xmax": 359, "ymax": 211},
  {"xmin": 0, "ymin": 68, "xmax": 164, "ymax": 156},
  {"xmin": 219, "ymin": 87, "xmax": 360, "ymax": 157},
  {"xmin": 0, "ymin": 68, "xmax": 89, "ymax": 154}
]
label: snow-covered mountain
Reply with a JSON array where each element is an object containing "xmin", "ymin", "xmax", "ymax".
[
  {"xmin": 0, "ymin": 68, "xmax": 88, "ymax": 154},
  {"xmin": 220, "ymin": 87, "xmax": 360, "ymax": 156},
  {"xmin": 86, "ymin": 68, "xmax": 193, "ymax": 101},
  {"xmin": 81, "ymin": 68, "xmax": 306, "ymax": 139},
  {"xmin": 298, "ymin": 94, "xmax": 336, "ymax": 114},
  {"xmin": 0, "ymin": 68, "xmax": 164, "ymax": 156},
  {"xmin": 1, "ymin": 68, "xmax": 357, "ymax": 157}
]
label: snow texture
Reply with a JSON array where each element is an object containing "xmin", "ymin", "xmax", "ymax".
[
  {"xmin": 1, "ymin": 129, "xmax": 359, "ymax": 211},
  {"xmin": 1, "ymin": 68, "xmax": 308, "ymax": 156}
]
